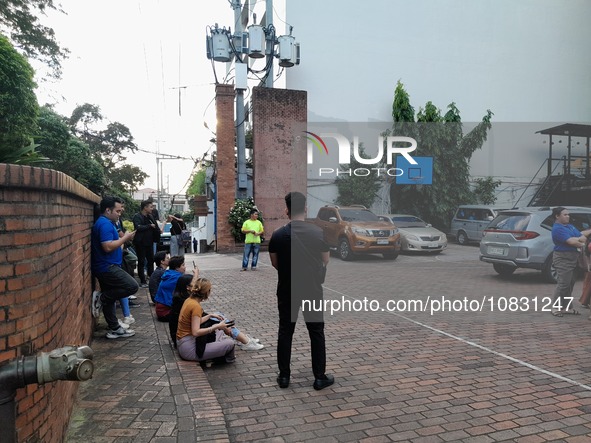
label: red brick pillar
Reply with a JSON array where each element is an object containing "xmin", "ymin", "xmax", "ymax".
[
  {"xmin": 252, "ymin": 87, "xmax": 307, "ymax": 236},
  {"xmin": 215, "ymin": 84, "xmax": 236, "ymax": 253}
]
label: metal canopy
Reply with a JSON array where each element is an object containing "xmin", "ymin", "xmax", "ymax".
[{"xmin": 536, "ymin": 123, "xmax": 591, "ymax": 138}]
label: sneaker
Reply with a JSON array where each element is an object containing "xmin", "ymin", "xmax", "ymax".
[
  {"xmin": 129, "ymin": 301, "xmax": 141, "ymax": 308},
  {"xmin": 237, "ymin": 335, "xmax": 260, "ymax": 345},
  {"xmin": 106, "ymin": 327, "xmax": 135, "ymax": 339},
  {"xmin": 140, "ymin": 283, "xmax": 149, "ymax": 288},
  {"xmin": 91, "ymin": 291, "xmax": 102, "ymax": 318},
  {"xmin": 129, "ymin": 295, "xmax": 138, "ymax": 300},
  {"xmin": 241, "ymin": 338, "xmax": 264, "ymax": 351},
  {"xmin": 118, "ymin": 319, "xmax": 130, "ymax": 330},
  {"xmin": 122, "ymin": 315, "xmax": 135, "ymax": 325}
]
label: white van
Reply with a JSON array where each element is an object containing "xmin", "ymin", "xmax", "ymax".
[{"xmin": 451, "ymin": 205, "xmax": 511, "ymax": 245}]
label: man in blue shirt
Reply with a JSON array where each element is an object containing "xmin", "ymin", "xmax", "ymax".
[
  {"xmin": 551, "ymin": 206, "xmax": 591, "ymax": 316},
  {"xmin": 91, "ymin": 196, "xmax": 139, "ymax": 338}
]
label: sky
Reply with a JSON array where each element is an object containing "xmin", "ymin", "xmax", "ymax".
[{"xmin": 36, "ymin": 0, "xmax": 272, "ymax": 196}]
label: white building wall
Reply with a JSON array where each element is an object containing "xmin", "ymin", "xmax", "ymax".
[{"xmin": 286, "ymin": 0, "xmax": 591, "ymax": 207}]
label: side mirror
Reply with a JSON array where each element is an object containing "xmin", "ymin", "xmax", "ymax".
[
  {"xmin": 328, "ymin": 217, "xmax": 338, "ymax": 223},
  {"xmin": 487, "ymin": 216, "xmax": 493, "ymax": 221}
]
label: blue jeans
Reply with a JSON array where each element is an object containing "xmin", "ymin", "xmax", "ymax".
[
  {"xmin": 120, "ymin": 297, "xmax": 131, "ymax": 317},
  {"xmin": 242, "ymin": 243, "xmax": 260, "ymax": 269}
]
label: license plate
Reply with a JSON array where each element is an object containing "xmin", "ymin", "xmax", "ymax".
[
  {"xmin": 487, "ymin": 246, "xmax": 507, "ymax": 256},
  {"xmin": 377, "ymin": 238, "xmax": 389, "ymax": 245},
  {"xmin": 429, "ymin": 243, "xmax": 439, "ymax": 248}
]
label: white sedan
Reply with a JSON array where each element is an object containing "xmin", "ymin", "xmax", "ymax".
[{"xmin": 381, "ymin": 214, "xmax": 447, "ymax": 253}]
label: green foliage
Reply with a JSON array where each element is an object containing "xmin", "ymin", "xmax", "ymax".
[
  {"xmin": 228, "ymin": 197, "xmax": 264, "ymax": 242},
  {"xmin": 122, "ymin": 220, "xmax": 134, "ymax": 232},
  {"xmin": 187, "ymin": 168, "xmax": 206, "ymax": 196},
  {"xmin": 0, "ymin": 139, "xmax": 48, "ymax": 164},
  {"xmin": 473, "ymin": 177, "xmax": 501, "ymax": 205},
  {"xmin": 0, "ymin": 0, "xmax": 68, "ymax": 77},
  {"xmin": 67, "ymin": 103, "xmax": 146, "ymax": 195},
  {"xmin": 335, "ymin": 144, "xmax": 383, "ymax": 208},
  {"xmin": 387, "ymin": 80, "xmax": 493, "ymax": 230},
  {"xmin": 35, "ymin": 106, "xmax": 106, "ymax": 192},
  {"xmin": 0, "ymin": 34, "xmax": 39, "ymax": 155}
]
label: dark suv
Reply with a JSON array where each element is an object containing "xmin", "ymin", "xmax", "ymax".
[{"xmin": 479, "ymin": 206, "xmax": 591, "ymax": 282}]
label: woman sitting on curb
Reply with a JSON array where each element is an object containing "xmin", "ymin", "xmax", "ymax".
[
  {"xmin": 154, "ymin": 256, "xmax": 195, "ymax": 321},
  {"xmin": 176, "ymin": 277, "xmax": 264, "ymax": 363}
]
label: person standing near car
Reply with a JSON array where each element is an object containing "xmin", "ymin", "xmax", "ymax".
[
  {"xmin": 241, "ymin": 209, "xmax": 264, "ymax": 271},
  {"xmin": 168, "ymin": 213, "xmax": 187, "ymax": 257},
  {"xmin": 551, "ymin": 206, "xmax": 591, "ymax": 316},
  {"xmin": 269, "ymin": 191, "xmax": 333, "ymax": 390},
  {"xmin": 133, "ymin": 200, "xmax": 159, "ymax": 288}
]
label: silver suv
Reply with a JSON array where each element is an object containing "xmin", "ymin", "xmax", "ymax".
[{"xmin": 479, "ymin": 206, "xmax": 591, "ymax": 282}]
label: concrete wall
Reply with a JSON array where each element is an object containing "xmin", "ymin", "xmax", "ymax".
[
  {"xmin": 0, "ymin": 163, "xmax": 99, "ymax": 443},
  {"xmin": 252, "ymin": 87, "xmax": 308, "ymax": 236}
]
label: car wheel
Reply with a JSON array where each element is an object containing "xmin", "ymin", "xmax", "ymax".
[
  {"xmin": 383, "ymin": 251, "xmax": 399, "ymax": 260},
  {"xmin": 339, "ymin": 238, "xmax": 353, "ymax": 261},
  {"xmin": 456, "ymin": 230, "xmax": 468, "ymax": 245},
  {"xmin": 542, "ymin": 253, "xmax": 557, "ymax": 283},
  {"xmin": 493, "ymin": 263, "xmax": 516, "ymax": 277}
]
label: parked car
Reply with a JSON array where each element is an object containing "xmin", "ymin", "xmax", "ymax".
[
  {"xmin": 381, "ymin": 214, "xmax": 447, "ymax": 253},
  {"xmin": 479, "ymin": 206, "xmax": 591, "ymax": 282},
  {"xmin": 157, "ymin": 222, "xmax": 172, "ymax": 252},
  {"xmin": 451, "ymin": 205, "xmax": 511, "ymax": 245},
  {"xmin": 307, "ymin": 205, "xmax": 401, "ymax": 260}
]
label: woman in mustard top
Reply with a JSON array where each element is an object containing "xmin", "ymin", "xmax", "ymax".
[{"xmin": 176, "ymin": 278, "xmax": 264, "ymax": 362}]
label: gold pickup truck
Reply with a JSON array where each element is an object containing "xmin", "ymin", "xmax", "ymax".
[{"xmin": 308, "ymin": 205, "xmax": 401, "ymax": 260}]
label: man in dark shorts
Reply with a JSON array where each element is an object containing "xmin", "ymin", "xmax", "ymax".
[{"xmin": 268, "ymin": 191, "xmax": 333, "ymax": 390}]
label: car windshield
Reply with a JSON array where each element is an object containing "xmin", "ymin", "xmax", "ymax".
[
  {"xmin": 487, "ymin": 213, "xmax": 531, "ymax": 231},
  {"xmin": 339, "ymin": 209, "xmax": 380, "ymax": 222},
  {"xmin": 391, "ymin": 216, "xmax": 427, "ymax": 228}
]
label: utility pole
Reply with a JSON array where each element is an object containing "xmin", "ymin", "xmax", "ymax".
[
  {"xmin": 265, "ymin": 0, "xmax": 274, "ymax": 88},
  {"xmin": 156, "ymin": 152, "xmax": 183, "ymax": 215},
  {"xmin": 206, "ymin": 0, "xmax": 299, "ymax": 197},
  {"xmin": 232, "ymin": 0, "xmax": 248, "ymax": 199}
]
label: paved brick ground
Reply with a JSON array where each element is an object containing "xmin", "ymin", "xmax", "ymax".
[{"xmin": 67, "ymin": 246, "xmax": 591, "ymax": 442}]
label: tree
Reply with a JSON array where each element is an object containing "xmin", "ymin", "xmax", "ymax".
[
  {"xmin": 35, "ymin": 106, "xmax": 106, "ymax": 192},
  {"xmin": 187, "ymin": 168, "xmax": 206, "ymax": 197},
  {"xmin": 0, "ymin": 34, "xmax": 38, "ymax": 153},
  {"xmin": 473, "ymin": 177, "xmax": 501, "ymax": 205},
  {"xmin": 68, "ymin": 103, "xmax": 147, "ymax": 194},
  {"xmin": 0, "ymin": 0, "xmax": 68, "ymax": 77},
  {"xmin": 387, "ymin": 81, "xmax": 493, "ymax": 230},
  {"xmin": 334, "ymin": 144, "xmax": 384, "ymax": 208}
]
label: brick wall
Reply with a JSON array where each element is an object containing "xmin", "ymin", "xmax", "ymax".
[
  {"xmin": 252, "ymin": 87, "xmax": 308, "ymax": 236},
  {"xmin": 0, "ymin": 163, "xmax": 99, "ymax": 443},
  {"xmin": 215, "ymin": 84, "xmax": 238, "ymax": 253}
]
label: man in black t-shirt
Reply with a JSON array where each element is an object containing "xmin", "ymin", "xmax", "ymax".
[
  {"xmin": 269, "ymin": 192, "xmax": 333, "ymax": 391},
  {"xmin": 132, "ymin": 200, "xmax": 159, "ymax": 287}
]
